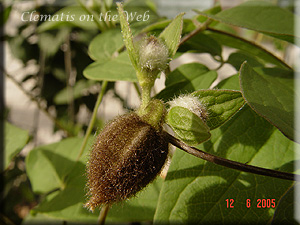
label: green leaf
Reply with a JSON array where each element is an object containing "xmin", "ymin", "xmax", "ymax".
[
  {"xmin": 117, "ymin": 3, "xmax": 139, "ymax": 71},
  {"xmin": 194, "ymin": 6, "xmax": 236, "ymax": 34},
  {"xmin": 25, "ymin": 137, "xmax": 96, "ymax": 222},
  {"xmin": 1, "ymin": 6, "xmax": 12, "ymax": 26},
  {"xmin": 154, "ymin": 106, "xmax": 297, "ymax": 224},
  {"xmin": 23, "ymin": 213, "xmax": 65, "ymax": 225},
  {"xmin": 123, "ymin": 0, "xmax": 160, "ymax": 27},
  {"xmin": 142, "ymin": 19, "xmax": 172, "ymax": 34},
  {"xmin": 195, "ymin": 4, "xmax": 222, "ymax": 23},
  {"xmin": 5, "ymin": 122, "xmax": 29, "ymax": 169},
  {"xmin": 37, "ymin": 6, "xmax": 98, "ymax": 32},
  {"xmin": 7, "ymin": 35, "xmax": 37, "ymax": 64},
  {"xmin": 83, "ymin": 52, "xmax": 137, "ymax": 82},
  {"xmin": 106, "ymin": 178, "xmax": 163, "ymax": 223},
  {"xmin": 205, "ymin": 29, "xmax": 291, "ymax": 69},
  {"xmin": 198, "ymin": 1, "xmax": 298, "ymax": 44},
  {"xmin": 192, "ymin": 89, "xmax": 245, "ymax": 130},
  {"xmin": 26, "ymin": 137, "xmax": 90, "ymax": 193},
  {"xmin": 166, "ymin": 106, "xmax": 211, "ymax": 145},
  {"xmin": 31, "ymin": 160, "xmax": 97, "ymax": 222},
  {"xmin": 271, "ymin": 184, "xmax": 299, "ymax": 225},
  {"xmin": 178, "ymin": 33, "xmax": 222, "ymax": 57},
  {"xmin": 239, "ymin": 63, "xmax": 296, "ymax": 141},
  {"xmin": 88, "ymin": 29, "xmax": 124, "ymax": 61},
  {"xmin": 216, "ymin": 74, "xmax": 240, "ymax": 90},
  {"xmin": 54, "ymin": 79, "xmax": 96, "ymax": 105},
  {"xmin": 38, "ymin": 29, "xmax": 71, "ymax": 57},
  {"xmin": 156, "ymin": 63, "xmax": 217, "ymax": 101},
  {"xmin": 227, "ymin": 51, "xmax": 264, "ymax": 71},
  {"xmin": 33, "ymin": 174, "xmax": 163, "ymax": 223},
  {"xmin": 158, "ymin": 13, "xmax": 184, "ymax": 58},
  {"xmin": 26, "ymin": 137, "xmax": 163, "ymax": 223},
  {"xmin": 142, "ymin": 18, "xmax": 194, "ymax": 35}
]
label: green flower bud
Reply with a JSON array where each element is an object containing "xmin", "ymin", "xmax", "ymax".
[
  {"xmin": 138, "ymin": 35, "xmax": 169, "ymax": 73},
  {"xmin": 168, "ymin": 95, "xmax": 208, "ymax": 121},
  {"xmin": 85, "ymin": 113, "xmax": 168, "ymax": 211},
  {"xmin": 166, "ymin": 95, "xmax": 211, "ymax": 146}
]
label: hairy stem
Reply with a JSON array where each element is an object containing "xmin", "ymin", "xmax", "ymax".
[
  {"xmin": 76, "ymin": 81, "xmax": 108, "ymax": 161},
  {"xmin": 163, "ymin": 131, "xmax": 299, "ymax": 181},
  {"xmin": 140, "ymin": 84, "xmax": 152, "ymax": 110},
  {"xmin": 98, "ymin": 204, "xmax": 110, "ymax": 225}
]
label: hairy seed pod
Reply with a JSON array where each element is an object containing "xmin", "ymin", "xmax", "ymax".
[{"xmin": 85, "ymin": 113, "xmax": 168, "ymax": 211}]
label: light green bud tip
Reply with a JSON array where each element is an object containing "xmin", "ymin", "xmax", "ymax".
[
  {"xmin": 166, "ymin": 95, "xmax": 211, "ymax": 145},
  {"xmin": 138, "ymin": 35, "xmax": 169, "ymax": 73}
]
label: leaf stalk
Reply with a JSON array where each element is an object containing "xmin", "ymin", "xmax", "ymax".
[{"xmin": 164, "ymin": 131, "xmax": 299, "ymax": 181}]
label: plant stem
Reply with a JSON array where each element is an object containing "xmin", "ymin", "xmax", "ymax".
[
  {"xmin": 207, "ymin": 27, "xmax": 292, "ymax": 70},
  {"xmin": 140, "ymin": 84, "xmax": 151, "ymax": 110},
  {"xmin": 135, "ymin": 70, "xmax": 154, "ymax": 111},
  {"xmin": 76, "ymin": 81, "xmax": 108, "ymax": 161},
  {"xmin": 179, "ymin": 19, "xmax": 212, "ymax": 45},
  {"xmin": 64, "ymin": 34, "xmax": 75, "ymax": 123},
  {"xmin": 98, "ymin": 204, "xmax": 109, "ymax": 225},
  {"xmin": 163, "ymin": 131, "xmax": 299, "ymax": 181},
  {"xmin": 33, "ymin": 49, "xmax": 46, "ymax": 146}
]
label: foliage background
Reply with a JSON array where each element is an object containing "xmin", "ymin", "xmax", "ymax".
[{"xmin": 2, "ymin": 0, "xmax": 299, "ymax": 224}]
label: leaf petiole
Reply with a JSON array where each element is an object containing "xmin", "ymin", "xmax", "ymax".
[{"xmin": 164, "ymin": 131, "xmax": 299, "ymax": 181}]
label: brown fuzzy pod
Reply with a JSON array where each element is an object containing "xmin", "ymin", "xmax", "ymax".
[{"xmin": 85, "ymin": 112, "xmax": 168, "ymax": 211}]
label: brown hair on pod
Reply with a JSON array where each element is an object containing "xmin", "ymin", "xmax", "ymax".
[{"xmin": 85, "ymin": 112, "xmax": 168, "ymax": 211}]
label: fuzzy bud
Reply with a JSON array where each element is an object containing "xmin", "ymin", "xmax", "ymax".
[
  {"xmin": 168, "ymin": 95, "xmax": 208, "ymax": 121},
  {"xmin": 166, "ymin": 95, "xmax": 211, "ymax": 145},
  {"xmin": 138, "ymin": 35, "xmax": 169, "ymax": 73},
  {"xmin": 85, "ymin": 113, "xmax": 168, "ymax": 211}
]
